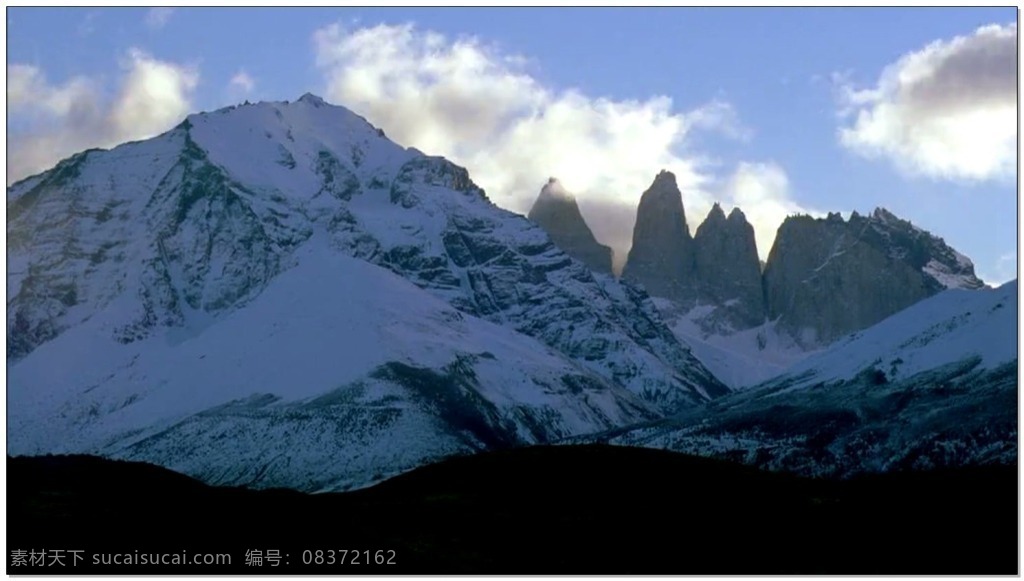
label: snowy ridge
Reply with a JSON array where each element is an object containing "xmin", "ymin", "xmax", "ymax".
[
  {"xmin": 591, "ymin": 281, "xmax": 1018, "ymax": 477},
  {"xmin": 768, "ymin": 280, "xmax": 1017, "ymax": 392},
  {"xmin": 864, "ymin": 207, "xmax": 984, "ymax": 291}
]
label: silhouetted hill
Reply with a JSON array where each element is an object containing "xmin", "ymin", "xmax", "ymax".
[{"xmin": 8, "ymin": 445, "xmax": 1017, "ymax": 574}]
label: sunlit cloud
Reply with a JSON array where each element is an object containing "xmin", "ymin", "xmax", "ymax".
[
  {"xmin": 313, "ymin": 22, "xmax": 811, "ymax": 266},
  {"xmin": 7, "ymin": 50, "xmax": 198, "ymax": 184},
  {"xmin": 836, "ymin": 22, "xmax": 1016, "ymax": 182}
]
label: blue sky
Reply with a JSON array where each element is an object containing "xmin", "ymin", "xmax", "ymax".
[{"xmin": 7, "ymin": 7, "xmax": 1018, "ymax": 283}]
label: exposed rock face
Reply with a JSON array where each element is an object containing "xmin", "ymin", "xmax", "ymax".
[
  {"xmin": 692, "ymin": 205, "xmax": 766, "ymax": 331},
  {"xmin": 527, "ymin": 178, "xmax": 612, "ymax": 274},
  {"xmin": 617, "ymin": 177, "xmax": 988, "ymax": 373},
  {"xmin": 621, "ymin": 170, "xmax": 697, "ymax": 304},
  {"xmin": 621, "ymin": 180, "xmax": 766, "ymax": 334},
  {"xmin": 763, "ymin": 208, "xmax": 986, "ymax": 347}
]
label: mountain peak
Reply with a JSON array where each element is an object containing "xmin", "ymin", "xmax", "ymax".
[
  {"xmin": 539, "ymin": 177, "xmax": 574, "ymax": 202},
  {"xmin": 727, "ymin": 207, "xmax": 748, "ymax": 223},
  {"xmin": 8, "ymin": 95, "xmax": 729, "ymax": 491},
  {"xmin": 691, "ymin": 201, "xmax": 765, "ymax": 331},
  {"xmin": 621, "ymin": 170, "xmax": 696, "ymax": 303},
  {"xmin": 651, "ymin": 169, "xmax": 678, "ymax": 191},
  {"xmin": 871, "ymin": 207, "xmax": 898, "ymax": 223},
  {"xmin": 706, "ymin": 202, "xmax": 727, "ymax": 223},
  {"xmin": 638, "ymin": 171, "xmax": 685, "ymax": 213},
  {"xmin": 528, "ymin": 179, "xmax": 611, "ymax": 273},
  {"xmin": 297, "ymin": 92, "xmax": 328, "ymax": 107}
]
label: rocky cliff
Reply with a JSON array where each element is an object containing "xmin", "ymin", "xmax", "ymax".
[
  {"xmin": 621, "ymin": 170, "xmax": 697, "ymax": 304},
  {"xmin": 692, "ymin": 204, "xmax": 766, "ymax": 332},
  {"xmin": 610, "ymin": 173, "xmax": 987, "ymax": 385},
  {"xmin": 763, "ymin": 209, "xmax": 986, "ymax": 347}
]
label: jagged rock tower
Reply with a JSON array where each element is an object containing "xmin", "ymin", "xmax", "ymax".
[
  {"xmin": 527, "ymin": 178, "xmax": 613, "ymax": 274},
  {"xmin": 692, "ymin": 204, "xmax": 766, "ymax": 331},
  {"xmin": 622, "ymin": 170, "xmax": 697, "ymax": 304}
]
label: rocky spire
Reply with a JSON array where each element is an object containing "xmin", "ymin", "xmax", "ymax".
[
  {"xmin": 704, "ymin": 202, "xmax": 727, "ymax": 223},
  {"xmin": 622, "ymin": 170, "xmax": 697, "ymax": 303},
  {"xmin": 527, "ymin": 178, "xmax": 613, "ymax": 274},
  {"xmin": 692, "ymin": 203, "xmax": 765, "ymax": 331}
]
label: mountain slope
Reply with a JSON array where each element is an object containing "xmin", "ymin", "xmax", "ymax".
[
  {"xmin": 595, "ymin": 281, "xmax": 1017, "ymax": 476},
  {"xmin": 7, "ymin": 94, "xmax": 727, "ymax": 490},
  {"xmin": 9, "ymin": 243, "xmax": 656, "ymax": 491}
]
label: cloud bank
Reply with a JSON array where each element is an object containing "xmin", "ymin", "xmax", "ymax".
[
  {"xmin": 837, "ymin": 23, "xmax": 1017, "ymax": 182},
  {"xmin": 313, "ymin": 22, "xmax": 809, "ymax": 268},
  {"xmin": 7, "ymin": 50, "xmax": 198, "ymax": 184}
]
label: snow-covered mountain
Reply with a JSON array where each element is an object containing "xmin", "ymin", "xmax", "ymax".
[
  {"xmin": 7, "ymin": 94, "xmax": 728, "ymax": 490},
  {"xmin": 595, "ymin": 280, "xmax": 1018, "ymax": 476}
]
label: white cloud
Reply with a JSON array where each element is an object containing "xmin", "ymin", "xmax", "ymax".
[
  {"xmin": 8, "ymin": 64, "xmax": 97, "ymax": 118},
  {"xmin": 145, "ymin": 7, "xmax": 174, "ymax": 30},
  {"xmin": 837, "ymin": 22, "xmax": 1016, "ymax": 182},
  {"xmin": 229, "ymin": 70, "xmax": 256, "ymax": 95},
  {"xmin": 713, "ymin": 162, "xmax": 822, "ymax": 258},
  {"xmin": 7, "ymin": 50, "xmax": 198, "ymax": 184},
  {"xmin": 313, "ymin": 22, "xmax": 807, "ymax": 266},
  {"xmin": 110, "ymin": 49, "xmax": 198, "ymax": 136}
]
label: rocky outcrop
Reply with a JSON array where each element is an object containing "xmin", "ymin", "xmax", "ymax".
[
  {"xmin": 763, "ymin": 208, "xmax": 986, "ymax": 347},
  {"xmin": 617, "ymin": 172, "xmax": 986, "ymax": 351},
  {"xmin": 692, "ymin": 204, "xmax": 766, "ymax": 331},
  {"xmin": 621, "ymin": 170, "xmax": 697, "ymax": 304},
  {"xmin": 621, "ymin": 176, "xmax": 767, "ymax": 333},
  {"xmin": 527, "ymin": 178, "xmax": 612, "ymax": 274}
]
